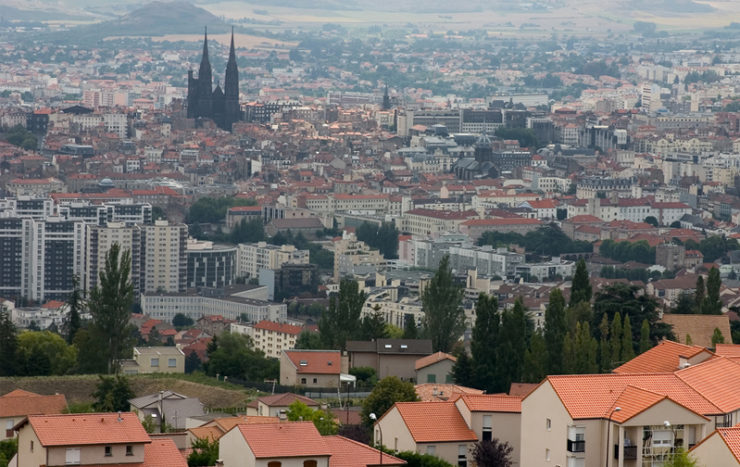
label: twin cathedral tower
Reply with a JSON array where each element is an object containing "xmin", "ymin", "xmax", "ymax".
[{"xmin": 187, "ymin": 28, "xmax": 240, "ymax": 131}]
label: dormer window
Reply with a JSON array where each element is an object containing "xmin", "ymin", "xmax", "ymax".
[{"xmin": 299, "ymin": 360, "xmax": 308, "ymax": 366}]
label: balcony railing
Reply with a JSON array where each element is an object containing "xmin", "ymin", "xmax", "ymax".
[
  {"xmin": 614, "ymin": 445, "xmax": 638, "ymax": 460},
  {"xmin": 567, "ymin": 439, "xmax": 585, "ymax": 453}
]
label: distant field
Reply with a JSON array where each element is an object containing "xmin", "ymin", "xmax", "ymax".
[
  {"xmin": 0, "ymin": 374, "xmax": 256, "ymax": 409},
  {"xmin": 150, "ymin": 32, "xmax": 298, "ymax": 51}
]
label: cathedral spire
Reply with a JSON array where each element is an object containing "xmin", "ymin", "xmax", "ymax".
[{"xmin": 229, "ymin": 26, "xmax": 236, "ymax": 62}]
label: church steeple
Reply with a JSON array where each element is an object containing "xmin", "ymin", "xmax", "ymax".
[
  {"xmin": 223, "ymin": 26, "xmax": 240, "ymax": 131},
  {"xmin": 196, "ymin": 26, "xmax": 213, "ymax": 118}
]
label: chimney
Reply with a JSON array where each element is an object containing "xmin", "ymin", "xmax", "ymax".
[{"xmin": 117, "ymin": 411, "xmax": 123, "ymax": 422}]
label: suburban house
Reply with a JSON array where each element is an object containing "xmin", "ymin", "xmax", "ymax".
[
  {"xmin": 454, "ymin": 394, "xmax": 522, "ymax": 465},
  {"xmin": 121, "ymin": 347, "xmax": 185, "ymax": 375},
  {"xmin": 414, "ymin": 351, "xmax": 457, "ymax": 384},
  {"xmin": 0, "ymin": 390, "xmax": 67, "ymax": 439},
  {"xmin": 346, "ymin": 339, "xmax": 433, "ymax": 381},
  {"xmin": 658, "ymin": 314, "xmax": 732, "ymax": 349},
  {"xmin": 374, "ymin": 401, "xmax": 478, "ymax": 466},
  {"xmin": 280, "ymin": 350, "xmax": 345, "ymax": 388},
  {"xmin": 187, "ymin": 415, "xmax": 281, "ymax": 445},
  {"xmin": 690, "ymin": 425, "xmax": 740, "ymax": 466},
  {"xmin": 13, "ymin": 412, "xmax": 185, "ymax": 467},
  {"xmin": 245, "ymin": 393, "xmax": 319, "ymax": 417},
  {"xmin": 129, "ymin": 391, "xmax": 204, "ymax": 431},
  {"xmin": 219, "ymin": 421, "xmax": 405, "ymax": 467},
  {"xmin": 518, "ymin": 337, "xmax": 740, "ymax": 467}
]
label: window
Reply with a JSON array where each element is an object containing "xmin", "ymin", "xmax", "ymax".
[
  {"xmin": 567, "ymin": 426, "xmax": 585, "ymax": 453},
  {"xmin": 445, "ymin": 374, "xmax": 453, "ymax": 383},
  {"xmin": 267, "ymin": 463, "xmax": 282, "ymax": 467},
  {"xmin": 458, "ymin": 444, "xmax": 467, "ymax": 467},
  {"xmin": 546, "ymin": 448, "xmax": 551, "ymax": 462},
  {"xmin": 151, "ymin": 357, "xmax": 159, "ymax": 367},
  {"xmin": 30, "ymin": 441, "xmax": 34, "ymax": 453},
  {"xmin": 427, "ymin": 374, "xmax": 436, "ymax": 383},
  {"xmin": 482, "ymin": 415, "xmax": 492, "ymax": 442},
  {"xmin": 168, "ymin": 358, "xmax": 177, "ymax": 368},
  {"xmin": 546, "ymin": 418, "xmax": 552, "ymax": 430},
  {"xmin": 313, "ymin": 378, "xmax": 318, "ymax": 384},
  {"xmin": 66, "ymin": 448, "xmax": 80, "ymax": 465},
  {"xmin": 104, "ymin": 446, "xmax": 112, "ymax": 457},
  {"xmin": 303, "ymin": 462, "xmax": 317, "ymax": 467},
  {"xmin": 426, "ymin": 445, "xmax": 436, "ymax": 455},
  {"xmin": 126, "ymin": 446, "xmax": 133, "ymax": 456},
  {"xmin": 301, "ymin": 378, "xmax": 307, "ymax": 384}
]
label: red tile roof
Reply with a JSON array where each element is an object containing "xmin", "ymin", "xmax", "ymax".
[
  {"xmin": 24, "ymin": 412, "xmax": 151, "ymax": 446},
  {"xmin": 254, "ymin": 320, "xmax": 303, "ymax": 336},
  {"xmin": 386, "ymin": 402, "xmax": 477, "ymax": 443},
  {"xmin": 255, "ymin": 393, "xmax": 318, "ymax": 408},
  {"xmin": 414, "ymin": 384, "xmax": 483, "ymax": 402},
  {"xmin": 675, "ymin": 357, "xmax": 740, "ymax": 413},
  {"xmin": 613, "ymin": 340, "xmax": 711, "ymax": 374},
  {"xmin": 143, "ymin": 439, "xmax": 187, "ymax": 467},
  {"xmin": 697, "ymin": 427, "xmax": 740, "ymax": 462},
  {"xmin": 237, "ymin": 422, "xmax": 330, "ymax": 459},
  {"xmin": 462, "ymin": 218, "xmax": 541, "ymax": 226},
  {"xmin": 457, "ymin": 394, "xmax": 522, "ymax": 413},
  {"xmin": 324, "ymin": 435, "xmax": 406, "ymax": 466},
  {"xmin": 714, "ymin": 344, "xmax": 740, "ymax": 358},
  {"xmin": 283, "ymin": 351, "xmax": 341, "ymax": 375},
  {"xmin": 0, "ymin": 390, "xmax": 67, "ymax": 418},
  {"xmin": 414, "ymin": 351, "xmax": 456, "ymax": 370}
]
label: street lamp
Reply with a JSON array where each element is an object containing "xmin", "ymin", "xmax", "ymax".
[
  {"xmin": 369, "ymin": 413, "xmax": 383, "ymax": 465},
  {"xmin": 605, "ymin": 406, "xmax": 621, "ymax": 467}
]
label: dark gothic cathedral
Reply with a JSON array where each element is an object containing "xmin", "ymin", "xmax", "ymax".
[{"xmin": 187, "ymin": 28, "xmax": 240, "ymax": 131}]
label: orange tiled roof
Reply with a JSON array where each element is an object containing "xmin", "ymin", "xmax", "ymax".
[
  {"xmin": 703, "ymin": 427, "xmax": 740, "ymax": 462},
  {"xmin": 0, "ymin": 390, "xmax": 67, "ymax": 418},
  {"xmin": 457, "ymin": 394, "xmax": 522, "ymax": 413},
  {"xmin": 613, "ymin": 340, "xmax": 711, "ymax": 374},
  {"xmin": 675, "ymin": 357, "xmax": 740, "ymax": 413},
  {"xmin": 544, "ymin": 373, "xmax": 722, "ymax": 419},
  {"xmin": 414, "ymin": 351, "xmax": 456, "ymax": 370},
  {"xmin": 214, "ymin": 416, "xmax": 281, "ymax": 432},
  {"xmin": 254, "ymin": 393, "xmax": 318, "ymax": 408},
  {"xmin": 24, "ymin": 412, "xmax": 151, "ymax": 446},
  {"xmin": 283, "ymin": 350, "xmax": 341, "ymax": 375},
  {"xmin": 143, "ymin": 439, "xmax": 187, "ymax": 467},
  {"xmin": 388, "ymin": 402, "xmax": 478, "ymax": 443},
  {"xmin": 188, "ymin": 426, "xmax": 223, "ymax": 441},
  {"xmin": 714, "ymin": 344, "xmax": 740, "ymax": 358},
  {"xmin": 237, "ymin": 422, "xmax": 330, "ymax": 459},
  {"xmin": 610, "ymin": 386, "xmax": 674, "ymax": 423},
  {"xmin": 254, "ymin": 320, "xmax": 303, "ymax": 336},
  {"xmin": 324, "ymin": 435, "xmax": 406, "ymax": 466},
  {"xmin": 415, "ymin": 384, "xmax": 483, "ymax": 402}
]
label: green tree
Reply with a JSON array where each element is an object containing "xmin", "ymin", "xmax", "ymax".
[
  {"xmin": 295, "ymin": 330, "xmax": 323, "ymax": 349},
  {"xmin": 361, "ymin": 376, "xmax": 418, "ymax": 427},
  {"xmin": 451, "ymin": 350, "xmax": 475, "ymax": 387},
  {"xmin": 205, "ymin": 332, "xmax": 277, "ymax": 381},
  {"xmin": 712, "ymin": 328, "xmax": 726, "ymax": 346},
  {"xmin": 360, "ymin": 308, "xmax": 389, "ymax": 340},
  {"xmin": 187, "ymin": 438, "xmax": 219, "ymax": 467},
  {"xmin": 570, "ymin": 259, "xmax": 592, "ymax": 306},
  {"xmin": 229, "ymin": 218, "xmax": 265, "ymax": 244},
  {"xmin": 390, "ymin": 451, "xmax": 453, "ymax": 467},
  {"xmin": 544, "ymin": 289, "xmax": 567, "ymax": 374},
  {"xmin": 566, "ymin": 301, "xmax": 592, "ymax": 336},
  {"xmin": 0, "ymin": 438, "xmax": 18, "ymax": 467},
  {"xmin": 63, "ymin": 276, "xmax": 84, "ymax": 344},
  {"xmin": 661, "ymin": 448, "xmax": 697, "ymax": 467},
  {"xmin": 621, "ymin": 315, "xmax": 635, "ymax": 362},
  {"xmin": 703, "ymin": 268, "xmax": 722, "ymax": 315},
  {"xmin": 17, "ymin": 331, "xmax": 77, "ymax": 376},
  {"xmin": 87, "ymin": 243, "xmax": 135, "ymax": 373},
  {"xmin": 523, "ymin": 330, "xmax": 546, "ymax": 383},
  {"xmin": 573, "ymin": 322, "xmax": 598, "ymax": 374},
  {"xmin": 319, "ymin": 279, "xmax": 367, "ymax": 350},
  {"xmin": 471, "ymin": 293, "xmax": 499, "ymax": 391},
  {"xmin": 598, "ymin": 314, "xmax": 611, "ymax": 372},
  {"xmin": 92, "ymin": 375, "xmax": 134, "ymax": 412},
  {"xmin": 421, "ymin": 256, "xmax": 465, "ymax": 353},
  {"xmin": 610, "ymin": 312, "xmax": 623, "ymax": 367},
  {"xmin": 496, "ymin": 298, "xmax": 528, "ymax": 391},
  {"xmin": 640, "ymin": 319, "xmax": 651, "ymax": 354},
  {"xmin": 694, "ymin": 276, "xmax": 705, "ymax": 313},
  {"xmin": 185, "ymin": 352, "xmax": 202, "ymax": 374},
  {"xmin": 402, "ymin": 314, "xmax": 418, "ymax": 339},
  {"xmin": 672, "ymin": 292, "xmax": 695, "ymax": 314},
  {"xmin": 0, "ymin": 308, "xmax": 18, "ymax": 376},
  {"xmin": 172, "ymin": 313, "xmax": 194, "ymax": 328},
  {"xmin": 685, "ymin": 334, "xmax": 693, "ymax": 345},
  {"xmin": 286, "ymin": 400, "xmax": 338, "ymax": 435}
]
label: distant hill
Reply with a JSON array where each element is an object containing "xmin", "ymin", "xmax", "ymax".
[
  {"xmin": 56, "ymin": 1, "xmax": 227, "ymax": 41},
  {"xmin": 0, "ymin": 3, "xmax": 89, "ymax": 21}
]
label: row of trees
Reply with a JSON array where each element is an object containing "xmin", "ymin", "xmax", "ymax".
[
  {"xmin": 478, "ymin": 224, "xmax": 592, "ymax": 256},
  {"xmin": 355, "ymin": 221, "xmax": 400, "ymax": 259},
  {"xmin": 672, "ymin": 268, "xmax": 722, "ymax": 315},
  {"xmin": 599, "ymin": 239, "xmax": 656, "ymax": 264}
]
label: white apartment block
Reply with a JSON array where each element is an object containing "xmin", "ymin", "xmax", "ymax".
[
  {"xmin": 141, "ymin": 220, "xmax": 187, "ymax": 294},
  {"xmin": 230, "ymin": 320, "xmax": 302, "ymax": 358},
  {"xmin": 140, "ymin": 293, "xmax": 287, "ymax": 324},
  {"xmin": 85, "ymin": 222, "xmax": 141, "ymax": 294},
  {"xmin": 236, "ymin": 242, "xmax": 309, "ymax": 279}
]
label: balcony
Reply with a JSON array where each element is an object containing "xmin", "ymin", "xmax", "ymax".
[
  {"xmin": 614, "ymin": 445, "xmax": 637, "ymax": 460},
  {"xmin": 567, "ymin": 440, "xmax": 585, "ymax": 453}
]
